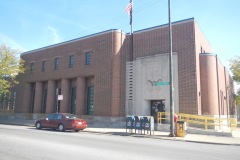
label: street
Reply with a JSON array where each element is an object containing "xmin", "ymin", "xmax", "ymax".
[{"xmin": 0, "ymin": 125, "xmax": 239, "ymax": 160}]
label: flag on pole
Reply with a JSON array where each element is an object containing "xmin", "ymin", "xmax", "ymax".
[{"xmin": 125, "ymin": 0, "xmax": 132, "ymax": 15}]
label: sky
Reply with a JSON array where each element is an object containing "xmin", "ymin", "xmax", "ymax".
[{"xmin": 0, "ymin": 0, "xmax": 239, "ymax": 72}]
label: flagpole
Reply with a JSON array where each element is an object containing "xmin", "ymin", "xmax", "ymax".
[
  {"xmin": 130, "ymin": 0, "xmax": 133, "ymax": 61},
  {"xmin": 168, "ymin": 0, "xmax": 175, "ymax": 137},
  {"xmin": 126, "ymin": 0, "xmax": 133, "ymax": 61}
]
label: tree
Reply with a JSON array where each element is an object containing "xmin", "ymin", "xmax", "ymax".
[
  {"xmin": 230, "ymin": 56, "xmax": 240, "ymax": 107},
  {"xmin": 0, "ymin": 43, "xmax": 25, "ymax": 95}
]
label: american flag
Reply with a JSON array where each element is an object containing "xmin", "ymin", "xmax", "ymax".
[{"xmin": 125, "ymin": 0, "xmax": 132, "ymax": 15}]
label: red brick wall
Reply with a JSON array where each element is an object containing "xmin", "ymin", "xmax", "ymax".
[
  {"xmin": 16, "ymin": 30, "xmax": 126, "ymax": 116},
  {"xmin": 200, "ymin": 54, "xmax": 233, "ymax": 116},
  {"xmin": 200, "ymin": 54, "xmax": 219, "ymax": 115},
  {"xmin": 132, "ymin": 19, "xmax": 199, "ymax": 114}
]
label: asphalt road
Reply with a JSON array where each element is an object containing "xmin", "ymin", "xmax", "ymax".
[{"xmin": 0, "ymin": 125, "xmax": 239, "ymax": 160}]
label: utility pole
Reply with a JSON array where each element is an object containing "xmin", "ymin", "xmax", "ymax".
[{"xmin": 168, "ymin": 0, "xmax": 175, "ymax": 137}]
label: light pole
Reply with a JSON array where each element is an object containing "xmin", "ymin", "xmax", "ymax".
[{"xmin": 168, "ymin": 0, "xmax": 175, "ymax": 137}]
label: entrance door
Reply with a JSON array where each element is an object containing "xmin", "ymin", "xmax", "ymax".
[{"xmin": 151, "ymin": 100, "xmax": 165, "ymax": 123}]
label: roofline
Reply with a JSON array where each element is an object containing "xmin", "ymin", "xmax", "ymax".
[
  {"xmin": 133, "ymin": 17, "xmax": 195, "ymax": 34},
  {"xmin": 22, "ymin": 17, "xmax": 195, "ymax": 55},
  {"xmin": 22, "ymin": 29, "xmax": 125, "ymax": 55},
  {"xmin": 200, "ymin": 53, "xmax": 216, "ymax": 56}
]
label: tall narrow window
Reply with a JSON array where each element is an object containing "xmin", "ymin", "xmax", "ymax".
[
  {"xmin": 54, "ymin": 58, "xmax": 59, "ymax": 70},
  {"xmin": 86, "ymin": 52, "xmax": 90, "ymax": 65},
  {"xmin": 30, "ymin": 63, "xmax": 35, "ymax": 72},
  {"xmin": 41, "ymin": 61, "xmax": 46, "ymax": 72},
  {"xmin": 30, "ymin": 83, "xmax": 35, "ymax": 113},
  {"xmin": 69, "ymin": 55, "xmax": 74, "ymax": 68},
  {"xmin": 87, "ymin": 86, "xmax": 94, "ymax": 115},
  {"xmin": 12, "ymin": 92, "xmax": 16, "ymax": 110},
  {"xmin": 70, "ymin": 87, "xmax": 77, "ymax": 114},
  {"xmin": 42, "ymin": 89, "xmax": 47, "ymax": 113}
]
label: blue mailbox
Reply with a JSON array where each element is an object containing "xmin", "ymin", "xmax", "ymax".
[{"xmin": 126, "ymin": 116, "xmax": 135, "ymax": 133}]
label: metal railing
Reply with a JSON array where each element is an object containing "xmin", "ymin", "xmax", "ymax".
[{"xmin": 157, "ymin": 112, "xmax": 237, "ymax": 131}]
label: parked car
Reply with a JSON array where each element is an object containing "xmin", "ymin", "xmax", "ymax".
[{"xmin": 35, "ymin": 113, "xmax": 87, "ymax": 132}]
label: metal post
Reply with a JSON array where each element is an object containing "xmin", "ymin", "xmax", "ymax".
[
  {"xmin": 56, "ymin": 88, "xmax": 59, "ymax": 113},
  {"xmin": 168, "ymin": 0, "xmax": 175, "ymax": 137},
  {"xmin": 130, "ymin": 1, "xmax": 133, "ymax": 61}
]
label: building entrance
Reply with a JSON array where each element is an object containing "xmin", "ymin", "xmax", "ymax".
[{"xmin": 151, "ymin": 100, "xmax": 165, "ymax": 123}]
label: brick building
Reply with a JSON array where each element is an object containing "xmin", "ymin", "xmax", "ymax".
[{"xmin": 14, "ymin": 18, "xmax": 235, "ymax": 118}]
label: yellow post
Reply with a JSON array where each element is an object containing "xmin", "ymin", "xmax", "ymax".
[{"xmin": 205, "ymin": 118, "xmax": 207, "ymax": 130}]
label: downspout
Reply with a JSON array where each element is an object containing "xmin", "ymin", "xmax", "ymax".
[
  {"xmin": 224, "ymin": 67, "xmax": 229, "ymax": 125},
  {"xmin": 215, "ymin": 55, "xmax": 220, "ymax": 118}
]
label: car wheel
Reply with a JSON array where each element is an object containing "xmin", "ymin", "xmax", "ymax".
[
  {"xmin": 74, "ymin": 130, "xmax": 80, "ymax": 132},
  {"xmin": 36, "ymin": 122, "xmax": 41, "ymax": 129},
  {"xmin": 58, "ymin": 124, "xmax": 65, "ymax": 132}
]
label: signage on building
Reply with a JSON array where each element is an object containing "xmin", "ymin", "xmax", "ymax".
[{"xmin": 155, "ymin": 81, "xmax": 170, "ymax": 86}]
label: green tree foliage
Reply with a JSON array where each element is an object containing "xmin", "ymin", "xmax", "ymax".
[
  {"xmin": 0, "ymin": 43, "xmax": 25, "ymax": 95},
  {"xmin": 236, "ymin": 90, "xmax": 240, "ymax": 107},
  {"xmin": 230, "ymin": 56, "xmax": 240, "ymax": 106},
  {"xmin": 230, "ymin": 56, "xmax": 240, "ymax": 83}
]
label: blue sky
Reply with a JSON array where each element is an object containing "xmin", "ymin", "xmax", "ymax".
[{"xmin": 0, "ymin": 0, "xmax": 239, "ymax": 71}]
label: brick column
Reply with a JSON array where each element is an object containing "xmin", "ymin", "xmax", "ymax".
[
  {"xmin": 76, "ymin": 77, "xmax": 86, "ymax": 115},
  {"xmin": 33, "ymin": 82, "xmax": 43, "ymax": 113},
  {"xmin": 111, "ymin": 33, "xmax": 122, "ymax": 116},
  {"xmin": 60, "ymin": 79, "xmax": 70, "ymax": 113},
  {"xmin": 46, "ymin": 80, "xmax": 56, "ymax": 113}
]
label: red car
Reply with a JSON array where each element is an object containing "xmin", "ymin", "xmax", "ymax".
[{"xmin": 35, "ymin": 113, "xmax": 87, "ymax": 132}]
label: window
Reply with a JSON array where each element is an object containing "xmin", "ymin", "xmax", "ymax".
[
  {"xmin": 30, "ymin": 63, "xmax": 35, "ymax": 72},
  {"xmin": 69, "ymin": 55, "xmax": 74, "ymax": 68},
  {"xmin": 54, "ymin": 114, "xmax": 62, "ymax": 120},
  {"xmin": 70, "ymin": 87, "xmax": 77, "ymax": 114},
  {"xmin": 47, "ymin": 114, "xmax": 55, "ymax": 120},
  {"xmin": 86, "ymin": 52, "xmax": 90, "ymax": 65},
  {"xmin": 41, "ymin": 61, "xmax": 46, "ymax": 72},
  {"xmin": 87, "ymin": 86, "xmax": 94, "ymax": 115},
  {"xmin": 54, "ymin": 58, "xmax": 59, "ymax": 70}
]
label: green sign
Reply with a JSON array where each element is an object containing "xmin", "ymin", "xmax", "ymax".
[{"xmin": 155, "ymin": 81, "xmax": 170, "ymax": 86}]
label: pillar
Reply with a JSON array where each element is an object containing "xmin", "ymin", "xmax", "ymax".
[
  {"xmin": 33, "ymin": 81, "xmax": 43, "ymax": 113},
  {"xmin": 46, "ymin": 80, "xmax": 56, "ymax": 113}
]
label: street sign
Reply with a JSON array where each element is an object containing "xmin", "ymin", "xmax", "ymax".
[
  {"xmin": 58, "ymin": 95, "xmax": 63, "ymax": 100},
  {"xmin": 155, "ymin": 81, "xmax": 170, "ymax": 86}
]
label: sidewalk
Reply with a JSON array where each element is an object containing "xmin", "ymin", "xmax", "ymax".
[
  {"xmin": 0, "ymin": 119, "xmax": 240, "ymax": 145},
  {"xmin": 84, "ymin": 127, "xmax": 240, "ymax": 146}
]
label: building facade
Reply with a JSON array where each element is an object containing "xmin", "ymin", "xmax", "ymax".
[{"xmin": 14, "ymin": 18, "xmax": 235, "ymax": 118}]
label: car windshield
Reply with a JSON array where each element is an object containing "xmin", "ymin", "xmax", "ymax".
[{"xmin": 64, "ymin": 114, "xmax": 79, "ymax": 119}]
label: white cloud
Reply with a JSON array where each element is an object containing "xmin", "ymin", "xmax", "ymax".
[
  {"xmin": 47, "ymin": 26, "xmax": 61, "ymax": 44},
  {"xmin": 0, "ymin": 33, "xmax": 25, "ymax": 52}
]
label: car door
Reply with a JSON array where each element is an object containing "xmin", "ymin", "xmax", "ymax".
[
  {"xmin": 52, "ymin": 114, "xmax": 62, "ymax": 128},
  {"xmin": 41, "ymin": 114, "xmax": 55, "ymax": 128}
]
